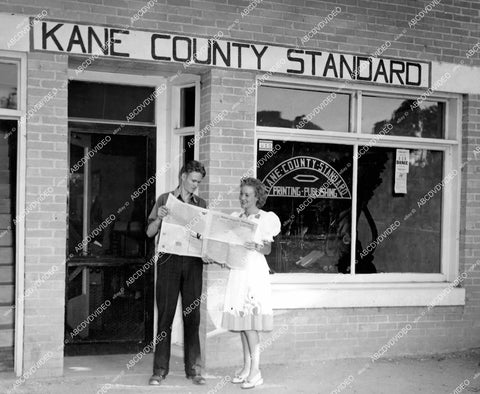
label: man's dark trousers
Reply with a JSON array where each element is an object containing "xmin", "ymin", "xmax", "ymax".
[{"xmin": 153, "ymin": 253, "xmax": 203, "ymax": 377}]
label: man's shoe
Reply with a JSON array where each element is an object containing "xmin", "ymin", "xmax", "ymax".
[
  {"xmin": 148, "ymin": 374, "xmax": 165, "ymax": 385},
  {"xmin": 187, "ymin": 374, "xmax": 206, "ymax": 385}
]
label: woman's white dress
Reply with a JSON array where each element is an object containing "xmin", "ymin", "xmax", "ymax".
[{"xmin": 221, "ymin": 210, "xmax": 281, "ymax": 332}]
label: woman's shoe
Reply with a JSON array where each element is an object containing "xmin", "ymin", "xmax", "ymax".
[
  {"xmin": 241, "ymin": 372, "xmax": 263, "ymax": 389},
  {"xmin": 232, "ymin": 369, "xmax": 249, "ymax": 384}
]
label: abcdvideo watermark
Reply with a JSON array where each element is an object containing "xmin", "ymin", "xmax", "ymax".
[{"xmin": 300, "ymin": 7, "xmax": 341, "ymax": 45}]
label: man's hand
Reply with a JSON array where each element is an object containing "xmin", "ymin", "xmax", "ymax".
[
  {"xmin": 157, "ymin": 206, "xmax": 169, "ymax": 220},
  {"xmin": 202, "ymin": 255, "xmax": 216, "ymax": 264},
  {"xmin": 201, "ymin": 255, "xmax": 228, "ymax": 268},
  {"xmin": 188, "ymin": 230, "xmax": 202, "ymax": 240},
  {"xmin": 146, "ymin": 205, "xmax": 168, "ymax": 238}
]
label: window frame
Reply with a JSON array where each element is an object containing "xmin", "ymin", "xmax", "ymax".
[
  {"xmin": 0, "ymin": 51, "xmax": 27, "ymax": 377},
  {"xmin": 255, "ymin": 77, "xmax": 462, "ymax": 289},
  {"xmin": 170, "ymin": 75, "xmax": 201, "ymax": 173}
]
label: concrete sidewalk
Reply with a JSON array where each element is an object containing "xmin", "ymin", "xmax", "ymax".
[{"xmin": 1, "ymin": 349, "xmax": 479, "ymax": 394}]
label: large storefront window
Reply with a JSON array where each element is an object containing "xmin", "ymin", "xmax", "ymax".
[
  {"xmin": 258, "ymin": 141, "xmax": 352, "ymax": 273},
  {"xmin": 356, "ymin": 147, "xmax": 443, "ymax": 273},
  {"xmin": 257, "ymin": 84, "xmax": 456, "ymax": 276}
]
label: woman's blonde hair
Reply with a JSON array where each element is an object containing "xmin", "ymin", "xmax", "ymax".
[{"xmin": 240, "ymin": 177, "xmax": 267, "ymax": 208}]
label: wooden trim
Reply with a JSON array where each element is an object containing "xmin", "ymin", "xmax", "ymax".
[
  {"xmin": 271, "ymin": 283, "xmax": 465, "ymax": 308},
  {"xmin": 68, "ymin": 121, "xmax": 156, "ymax": 137},
  {"xmin": 15, "ymin": 50, "xmax": 26, "ymax": 377}
]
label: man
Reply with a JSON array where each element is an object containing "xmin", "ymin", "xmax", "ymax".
[{"xmin": 146, "ymin": 160, "xmax": 207, "ymax": 386}]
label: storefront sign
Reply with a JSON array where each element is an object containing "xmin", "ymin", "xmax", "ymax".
[
  {"xmin": 31, "ymin": 20, "xmax": 430, "ymax": 88},
  {"xmin": 261, "ymin": 156, "xmax": 351, "ymax": 199}
]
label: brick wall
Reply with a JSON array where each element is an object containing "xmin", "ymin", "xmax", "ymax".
[
  {"xmin": 208, "ymin": 306, "xmax": 472, "ymax": 369},
  {"xmin": 1, "ymin": 0, "xmax": 479, "ymax": 67},
  {"xmin": 460, "ymin": 94, "xmax": 480, "ymax": 349},
  {"xmin": 23, "ymin": 52, "xmax": 68, "ymax": 377},
  {"xmin": 199, "ymin": 67, "xmax": 258, "ymax": 367}
]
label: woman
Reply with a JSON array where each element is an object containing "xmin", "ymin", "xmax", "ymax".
[{"xmin": 221, "ymin": 177, "xmax": 281, "ymax": 389}]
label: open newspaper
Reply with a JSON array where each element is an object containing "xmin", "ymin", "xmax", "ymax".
[{"xmin": 158, "ymin": 194, "xmax": 257, "ymax": 269}]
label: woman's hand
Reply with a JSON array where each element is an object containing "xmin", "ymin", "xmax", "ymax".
[
  {"xmin": 244, "ymin": 241, "xmax": 265, "ymax": 251},
  {"xmin": 244, "ymin": 241, "xmax": 271, "ymax": 255},
  {"xmin": 244, "ymin": 241, "xmax": 258, "ymax": 251}
]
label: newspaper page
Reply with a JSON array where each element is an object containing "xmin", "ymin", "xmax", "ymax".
[
  {"xmin": 202, "ymin": 240, "xmax": 252, "ymax": 269},
  {"xmin": 202, "ymin": 211, "xmax": 258, "ymax": 269},
  {"xmin": 157, "ymin": 194, "xmax": 257, "ymax": 269},
  {"xmin": 157, "ymin": 194, "xmax": 208, "ymax": 257}
]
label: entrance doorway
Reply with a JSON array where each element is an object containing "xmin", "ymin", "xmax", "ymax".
[{"xmin": 65, "ymin": 80, "xmax": 156, "ymax": 355}]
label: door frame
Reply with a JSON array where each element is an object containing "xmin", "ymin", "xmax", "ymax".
[
  {"xmin": 165, "ymin": 75, "xmax": 201, "ymax": 345},
  {"xmin": 0, "ymin": 51, "xmax": 27, "ymax": 377},
  {"xmin": 66, "ymin": 68, "xmax": 203, "ymax": 350}
]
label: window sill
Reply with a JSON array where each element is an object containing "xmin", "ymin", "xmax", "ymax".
[
  {"xmin": 271, "ymin": 282, "xmax": 466, "ymax": 309},
  {"xmin": 270, "ymin": 273, "xmax": 446, "ymax": 283}
]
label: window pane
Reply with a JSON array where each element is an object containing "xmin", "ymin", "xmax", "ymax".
[
  {"xmin": 68, "ymin": 81, "xmax": 155, "ymax": 123},
  {"xmin": 68, "ymin": 132, "xmax": 153, "ymax": 258},
  {"xmin": 183, "ymin": 135, "xmax": 195, "ymax": 166},
  {"xmin": 0, "ymin": 63, "xmax": 18, "ymax": 109},
  {"xmin": 180, "ymin": 86, "xmax": 195, "ymax": 128},
  {"xmin": 362, "ymin": 96, "xmax": 444, "ymax": 139},
  {"xmin": 257, "ymin": 86, "xmax": 350, "ymax": 132},
  {"xmin": 356, "ymin": 147, "xmax": 442, "ymax": 273},
  {"xmin": 257, "ymin": 140, "xmax": 353, "ymax": 273},
  {"xmin": 0, "ymin": 119, "xmax": 17, "ymax": 240}
]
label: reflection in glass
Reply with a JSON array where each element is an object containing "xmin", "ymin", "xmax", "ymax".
[
  {"xmin": 257, "ymin": 86, "xmax": 350, "ymax": 132},
  {"xmin": 357, "ymin": 147, "xmax": 442, "ymax": 273},
  {"xmin": 0, "ymin": 119, "xmax": 17, "ymax": 245},
  {"xmin": 68, "ymin": 133, "xmax": 154, "ymax": 258},
  {"xmin": 68, "ymin": 81, "xmax": 155, "ymax": 123},
  {"xmin": 183, "ymin": 135, "xmax": 195, "ymax": 168},
  {"xmin": 69, "ymin": 142, "xmax": 85, "ymax": 254},
  {"xmin": 180, "ymin": 86, "xmax": 195, "ymax": 128},
  {"xmin": 0, "ymin": 63, "xmax": 18, "ymax": 109},
  {"xmin": 257, "ymin": 140, "xmax": 353, "ymax": 273},
  {"xmin": 362, "ymin": 96, "xmax": 444, "ymax": 139},
  {"xmin": 257, "ymin": 140, "xmax": 443, "ymax": 274}
]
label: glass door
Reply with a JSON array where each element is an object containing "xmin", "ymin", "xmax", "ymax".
[{"xmin": 66, "ymin": 128, "xmax": 156, "ymax": 353}]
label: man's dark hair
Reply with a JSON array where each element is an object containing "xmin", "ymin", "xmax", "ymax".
[{"xmin": 180, "ymin": 160, "xmax": 206, "ymax": 178}]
